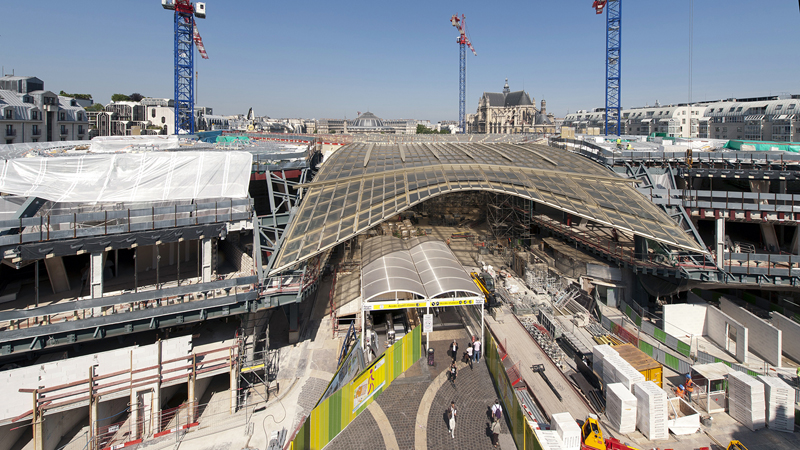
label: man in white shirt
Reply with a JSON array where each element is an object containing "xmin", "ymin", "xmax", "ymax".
[{"xmin": 473, "ymin": 339, "xmax": 481, "ymax": 363}]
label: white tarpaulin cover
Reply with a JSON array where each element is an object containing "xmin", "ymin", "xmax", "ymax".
[{"xmin": 0, "ymin": 151, "xmax": 252, "ymax": 203}]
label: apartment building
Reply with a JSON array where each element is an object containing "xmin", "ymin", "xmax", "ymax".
[{"xmin": 0, "ymin": 87, "xmax": 89, "ymax": 144}]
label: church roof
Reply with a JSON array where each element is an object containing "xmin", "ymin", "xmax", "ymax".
[{"xmin": 481, "ymin": 81, "xmax": 533, "ymax": 107}]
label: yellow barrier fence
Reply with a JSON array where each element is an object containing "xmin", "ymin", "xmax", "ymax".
[{"xmin": 290, "ymin": 324, "xmax": 422, "ymax": 450}]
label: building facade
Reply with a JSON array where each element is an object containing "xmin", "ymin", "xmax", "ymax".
[
  {"xmin": 0, "ymin": 76, "xmax": 89, "ymax": 144},
  {"xmin": 563, "ymin": 95, "xmax": 800, "ymax": 142}
]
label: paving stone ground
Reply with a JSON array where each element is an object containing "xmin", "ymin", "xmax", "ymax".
[{"xmin": 327, "ymin": 328, "xmax": 513, "ymax": 450}]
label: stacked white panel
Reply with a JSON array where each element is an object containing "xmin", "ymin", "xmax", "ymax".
[
  {"xmin": 759, "ymin": 375, "xmax": 795, "ymax": 433},
  {"xmin": 727, "ymin": 370, "xmax": 765, "ymax": 431},
  {"xmin": 606, "ymin": 383, "xmax": 637, "ymax": 434},
  {"xmin": 634, "ymin": 381, "xmax": 668, "ymax": 441},
  {"xmin": 551, "ymin": 412, "xmax": 581, "ymax": 450},
  {"xmin": 593, "ymin": 344, "xmax": 618, "ymax": 381},
  {"xmin": 534, "ymin": 429, "xmax": 566, "ymax": 450},
  {"xmin": 602, "ymin": 355, "xmax": 624, "ymax": 388},
  {"xmin": 615, "ymin": 364, "xmax": 645, "ymax": 392}
]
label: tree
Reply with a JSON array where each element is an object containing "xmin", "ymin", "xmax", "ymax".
[
  {"xmin": 85, "ymin": 103, "xmax": 105, "ymax": 112},
  {"xmin": 59, "ymin": 90, "xmax": 93, "ymax": 100},
  {"xmin": 129, "ymin": 93, "xmax": 144, "ymax": 102},
  {"xmin": 111, "ymin": 93, "xmax": 130, "ymax": 102},
  {"xmin": 416, "ymin": 124, "xmax": 436, "ymax": 134}
]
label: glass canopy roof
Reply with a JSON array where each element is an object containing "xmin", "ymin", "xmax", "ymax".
[
  {"xmin": 269, "ymin": 142, "xmax": 704, "ymax": 274},
  {"xmin": 361, "ymin": 236, "xmax": 481, "ymax": 303}
]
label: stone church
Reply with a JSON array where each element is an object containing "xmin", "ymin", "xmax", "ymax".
[{"xmin": 468, "ymin": 79, "xmax": 555, "ymax": 134}]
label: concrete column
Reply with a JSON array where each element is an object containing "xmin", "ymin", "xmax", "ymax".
[
  {"xmin": 715, "ymin": 217, "xmax": 725, "ymax": 267},
  {"xmin": 32, "ymin": 390, "xmax": 43, "ymax": 450},
  {"xmin": 202, "ymin": 238, "xmax": 212, "ymax": 282},
  {"xmin": 89, "ymin": 396, "xmax": 98, "ymax": 448},
  {"xmin": 130, "ymin": 390, "xmax": 139, "ymax": 440},
  {"xmin": 90, "ymin": 252, "xmax": 104, "ymax": 299},
  {"xmin": 88, "ymin": 367, "xmax": 97, "ymax": 446},
  {"xmin": 229, "ymin": 348, "xmax": 238, "ymax": 414},
  {"xmin": 188, "ymin": 355, "xmax": 196, "ymax": 423},
  {"xmin": 153, "ymin": 340, "xmax": 162, "ymax": 433},
  {"xmin": 44, "ymin": 256, "xmax": 70, "ymax": 293}
]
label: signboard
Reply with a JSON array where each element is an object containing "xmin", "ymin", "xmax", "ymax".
[
  {"xmin": 352, "ymin": 356, "xmax": 386, "ymax": 413},
  {"xmin": 363, "ymin": 298, "xmax": 483, "ymax": 311},
  {"xmin": 318, "ymin": 344, "xmax": 366, "ymax": 405},
  {"xmin": 423, "ymin": 314, "xmax": 433, "ymax": 333}
]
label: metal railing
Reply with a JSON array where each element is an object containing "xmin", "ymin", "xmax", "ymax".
[
  {"xmin": 643, "ymin": 188, "xmax": 800, "ymax": 213},
  {"xmin": 0, "ymin": 198, "xmax": 253, "ymax": 246}
]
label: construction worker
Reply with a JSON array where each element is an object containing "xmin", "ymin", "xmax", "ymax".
[
  {"xmin": 685, "ymin": 374, "xmax": 695, "ymax": 403},
  {"xmin": 675, "ymin": 384, "xmax": 685, "ymax": 399}
]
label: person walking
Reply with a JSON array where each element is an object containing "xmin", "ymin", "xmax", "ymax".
[
  {"xmin": 448, "ymin": 401, "xmax": 457, "ymax": 439},
  {"xmin": 473, "ymin": 339, "xmax": 481, "ymax": 363},
  {"xmin": 490, "ymin": 417, "xmax": 501, "ymax": 447},
  {"xmin": 491, "ymin": 399, "xmax": 503, "ymax": 421},
  {"xmin": 466, "ymin": 345, "xmax": 474, "ymax": 369},
  {"xmin": 449, "ymin": 361, "xmax": 458, "ymax": 385},
  {"xmin": 450, "ymin": 339, "xmax": 459, "ymax": 362}
]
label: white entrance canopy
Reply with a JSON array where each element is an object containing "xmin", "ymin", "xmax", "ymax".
[{"xmin": 361, "ymin": 236, "xmax": 483, "ymax": 311}]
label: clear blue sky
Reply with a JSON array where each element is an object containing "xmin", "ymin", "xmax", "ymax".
[{"xmin": 2, "ymin": 1, "xmax": 798, "ymax": 122}]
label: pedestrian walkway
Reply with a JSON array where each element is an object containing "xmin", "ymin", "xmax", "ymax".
[{"xmin": 326, "ymin": 328, "xmax": 515, "ymax": 450}]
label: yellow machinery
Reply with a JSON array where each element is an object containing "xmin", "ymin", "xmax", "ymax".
[
  {"xmin": 581, "ymin": 415, "xmax": 606, "ymax": 450},
  {"xmin": 470, "ymin": 272, "xmax": 497, "ymax": 306},
  {"xmin": 727, "ymin": 441, "xmax": 748, "ymax": 450}
]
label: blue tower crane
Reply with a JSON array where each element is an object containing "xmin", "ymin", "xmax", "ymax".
[
  {"xmin": 162, "ymin": 0, "xmax": 208, "ymax": 135},
  {"xmin": 451, "ymin": 14, "xmax": 476, "ymax": 134},
  {"xmin": 594, "ymin": 0, "xmax": 621, "ymax": 136}
]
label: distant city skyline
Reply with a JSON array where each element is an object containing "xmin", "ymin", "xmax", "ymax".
[{"xmin": 2, "ymin": 1, "xmax": 798, "ymax": 122}]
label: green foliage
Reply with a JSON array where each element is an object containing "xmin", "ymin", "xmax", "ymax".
[
  {"xmin": 416, "ymin": 124, "xmax": 450, "ymax": 135},
  {"xmin": 129, "ymin": 93, "xmax": 144, "ymax": 102},
  {"xmin": 59, "ymin": 91, "xmax": 92, "ymax": 100},
  {"xmin": 111, "ymin": 93, "xmax": 131, "ymax": 102},
  {"xmin": 85, "ymin": 104, "xmax": 105, "ymax": 112}
]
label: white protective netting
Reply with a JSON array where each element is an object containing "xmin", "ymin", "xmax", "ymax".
[{"xmin": 0, "ymin": 151, "xmax": 252, "ymax": 203}]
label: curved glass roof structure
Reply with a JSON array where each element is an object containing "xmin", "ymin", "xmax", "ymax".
[
  {"xmin": 361, "ymin": 236, "xmax": 481, "ymax": 303},
  {"xmin": 269, "ymin": 142, "xmax": 704, "ymax": 274}
]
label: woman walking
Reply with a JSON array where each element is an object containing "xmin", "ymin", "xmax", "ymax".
[
  {"xmin": 490, "ymin": 417, "xmax": 501, "ymax": 447},
  {"xmin": 448, "ymin": 401, "xmax": 457, "ymax": 439}
]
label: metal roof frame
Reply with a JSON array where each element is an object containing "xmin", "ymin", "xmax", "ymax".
[{"xmin": 269, "ymin": 142, "xmax": 704, "ymax": 274}]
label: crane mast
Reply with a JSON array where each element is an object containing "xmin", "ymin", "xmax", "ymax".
[
  {"xmin": 162, "ymin": 0, "xmax": 208, "ymax": 135},
  {"xmin": 594, "ymin": 0, "xmax": 622, "ymax": 136},
  {"xmin": 451, "ymin": 14, "xmax": 476, "ymax": 134}
]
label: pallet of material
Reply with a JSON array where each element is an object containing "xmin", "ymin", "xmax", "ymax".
[
  {"xmin": 727, "ymin": 371, "xmax": 765, "ymax": 431},
  {"xmin": 602, "ymin": 355, "xmax": 624, "ymax": 389},
  {"xmin": 534, "ymin": 429, "xmax": 566, "ymax": 450},
  {"xmin": 759, "ymin": 375, "xmax": 796, "ymax": 433},
  {"xmin": 592, "ymin": 344, "xmax": 618, "ymax": 382},
  {"xmin": 606, "ymin": 383, "xmax": 637, "ymax": 434},
  {"xmin": 551, "ymin": 412, "xmax": 581, "ymax": 450},
  {"xmin": 634, "ymin": 381, "xmax": 668, "ymax": 441}
]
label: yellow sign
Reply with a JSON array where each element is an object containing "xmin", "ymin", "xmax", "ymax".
[
  {"xmin": 364, "ymin": 298, "xmax": 483, "ymax": 311},
  {"xmin": 352, "ymin": 356, "xmax": 385, "ymax": 413}
]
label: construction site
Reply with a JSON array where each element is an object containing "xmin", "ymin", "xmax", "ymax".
[{"xmin": 1, "ymin": 0, "xmax": 800, "ymax": 449}]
